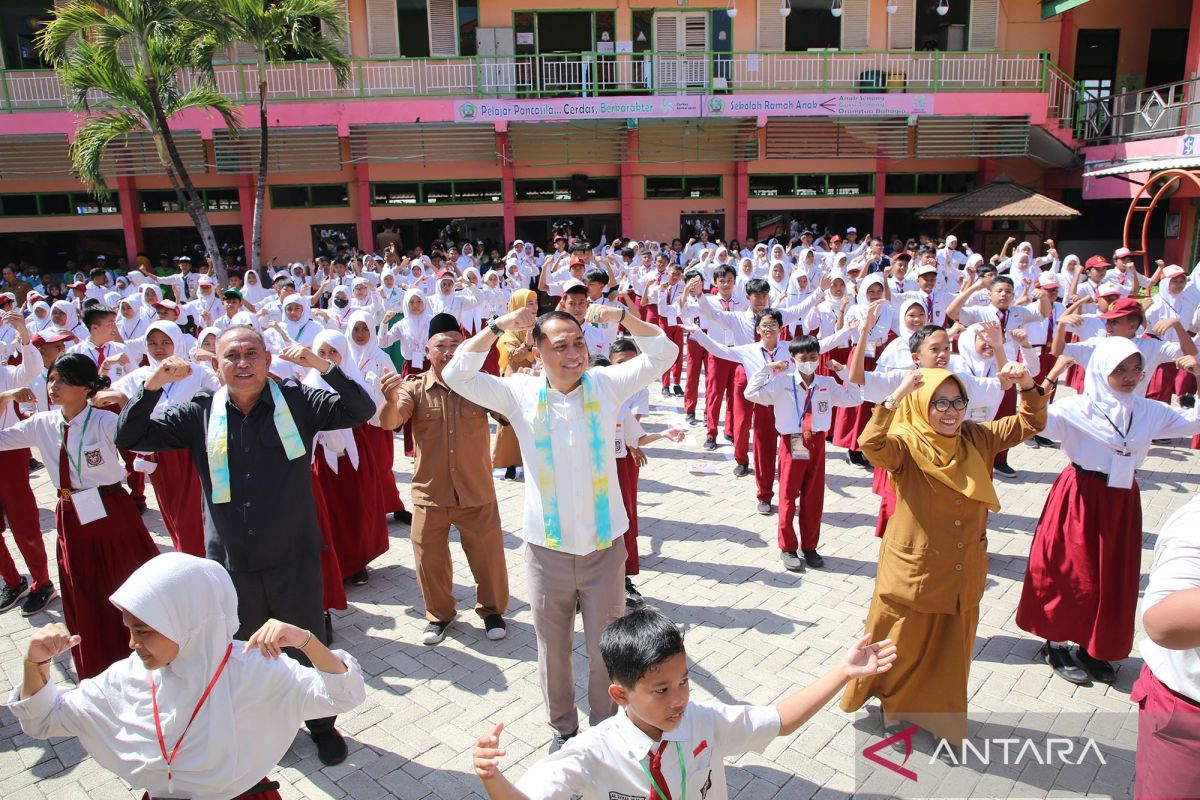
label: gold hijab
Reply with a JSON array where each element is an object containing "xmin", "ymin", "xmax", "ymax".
[
  {"xmin": 497, "ymin": 289, "xmax": 537, "ymax": 373},
  {"xmin": 891, "ymin": 367, "xmax": 1001, "ymax": 512}
]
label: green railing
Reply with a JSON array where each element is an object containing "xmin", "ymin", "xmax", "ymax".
[{"xmin": 1, "ymin": 49, "xmax": 1060, "ymax": 112}]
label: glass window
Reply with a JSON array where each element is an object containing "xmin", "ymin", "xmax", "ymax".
[
  {"xmin": 785, "ymin": 0, "xmax": 842, "ymax": 51},
  {"xmin": 941, "ymin": 173, "xmax": 976, "ymax": 194},
  {"xmin": 141, "ymin": 190, "xmax": 183, "ymax": 213},
  {"xmin": 645, "ymin": 177, "xmax": 685, "ymax": 199},
  {"xmin": 0, "ymin": 195, "xmax": 41, "ymax": 216},
  {"xmin": 206, "ymin": 189, "xmax": 240, "ymax": 211},
  {"xmin": 270, "ymin": 186, "xmax": 310, "ymax": 208},
  {"xmin": 916, "ymin": 174, "xmax": 940, "ymax": 194},
  {"xmin": 372, "ymin": 182, "xmax": 420, "ymax": 205},
  {"xmin": 423, "ymin": 182, "xmax": 454, "ymax": 204},
  {"xmin": 885, "ymin": 174, "xmax": 915, "ymax": 195},
  {"xmin": 458, "ymin": 0, "xmax": 478, "ymax": 56},
  {"xmin": 398, "ymin": 0, "xmax": 431, "ymax": 57},
  {"xmin": 685, "ymin": 176, "xmax": 721, "ymax": 198},
  {"xmin": 795, "ymin": 175, "xmax": 825, "ymax": 197},
  {"xmin": 74, "ymin": 195, "xmax": 104, "ymax": 214},
  {"xmin": 40, "ymin": 194, "xmax": 71, "ymax": 215},
  {"xmin": 750, "ymin": 175, "xmax": 794, "ymax": 198},
  {"xmin": 829, "ymin": 174, "xmax": 872, "ymax": 196},
  {"xmin": 587, "ymin": 178, "xmax": 619, "ymax": 200},
  {"xmin": 455, "ymin": 180, "xmax": 502, "ymax": 202},
  {"xmin": 309, "ymin": 185, "xmax": 349, "ymax": 207},
  {"xmin": 515, "ymin": 179, "xmax": 557, "ymax": 201}
]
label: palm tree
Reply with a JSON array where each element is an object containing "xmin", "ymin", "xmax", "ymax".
[
  {"xmin": 201, "ymin": 0, "xmax": 350, "ymax": 275},
  {"xmin": 39, "ymin": 0, "xmax": 238, "ymax": 283}
]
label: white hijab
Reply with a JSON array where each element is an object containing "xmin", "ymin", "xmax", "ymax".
[
  {"xmin": 346, "ymin": 310, "xmax": 391, "ymax": 378},
  {"xmin": 241, "ymin": 269, "xmax": 271, "ymax": 304},
  {"xmin": 394, "ymin": 288, "xmax": 431, "ymax": 368},
  {"xmin": 282, "ymin": 294, "xmax": 318, "ymax": 345},
  {"xmin": 118, "ymin": 296, "xmax": 149, "ymax": 341},
  {"xmin": 303, "ymin": 329, "xmax": 370, "ymax": 471}
]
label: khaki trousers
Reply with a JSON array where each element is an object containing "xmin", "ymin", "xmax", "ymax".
[
  {"xmin": 524, "ymin": 538, "xmax": 627, "ymax": 736},
  {"xmin": 410, "ymin": 503, "xmax": 509, "ymax": 623}
]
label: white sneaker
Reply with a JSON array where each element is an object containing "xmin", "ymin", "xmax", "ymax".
[{"xmin": 422, "ymin": 620, "xmax": 452, "ymax": 645}]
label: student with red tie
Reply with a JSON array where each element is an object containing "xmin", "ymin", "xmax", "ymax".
[
  {"xmin": 680, "ymin": 265, "xmax": 742, "ymax": 448},
  {"xmin": 745, "ymin": 335, "xmax": 862, "ymax": 572}
]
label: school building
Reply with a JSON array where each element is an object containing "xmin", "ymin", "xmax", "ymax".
[{"xmin": 0, "ymin": 0, "xmax": 1198, "ymax": 269}]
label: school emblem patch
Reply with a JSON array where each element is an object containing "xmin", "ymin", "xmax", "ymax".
[
  {"xmin": 818, "ymin": 401, "xmax": 829, "ymax": 414},
  {"xmin": 85, "ymin": 449, "xmax": 103, "ymax": 467}
]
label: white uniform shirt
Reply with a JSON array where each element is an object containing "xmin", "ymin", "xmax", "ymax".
[
  {"xmin": 1064, "ymin": 337, "xmax": 1182, "ymax": 394},
  {"xmin": 443, "ymin": 332, "xmax": 678, "ymax": 554},
  {"xmin": 515, "ymin": 701, "xmax": 780, "ymax": 800},
  {"xmin": 1140, "ymin": 494, "xmax": 1200, "ymax": 702},
  {"xmin": 67, "ymin": 338, "xmax": 130, "ymax": 381},
  {"xmin": 954, "ymin": 303, "xmax": 1044, "ymax": 359},
  {"xmin": 0, "ymin": 407, "xmax": 127, "ymax": 489},
  {"xmin": 0, "ymin": 343, "xmax": 40, "ymax": 428},
  {"xmin": 744, "ymin": 367, "xmax": 861, "ymax": 434}
]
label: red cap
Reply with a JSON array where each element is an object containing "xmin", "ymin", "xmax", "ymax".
[
  {"xmin": 1098, "ymin": 297, "xmax": 1144, "ymax": 320},
  {"xmin": 1085, "ymin": 255, "xmax": 1111, "ymax": 270},
  {"xmin": 68, "ymin": 280, "xmax": 86, "ymax": 289},
  {"xmin": 32, "ymin": 330, "xmax": 76, "ymax": 347},
  {"xmin": 436, "ymin": 268, "xmax": 455, "ymax": 281},
  {"xmin": 153, "ymin": 300, "xmax": 179, "ymax": 313}
]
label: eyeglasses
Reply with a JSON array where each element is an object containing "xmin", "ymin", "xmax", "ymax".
[
  {"xmin": 930, "ymin": 397, "xmax": 968, "ymax": 412},
  {"xmin": 757, "ymin": 323, "xmax": 781, "ymax": 331}
]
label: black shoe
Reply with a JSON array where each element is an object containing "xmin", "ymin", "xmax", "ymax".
[
  {"xmin": 661, "ymin": 386, "xmax": 671, "ymax": 397},
  {"xmin": 994, "ymin": 462, "xmax": 1017, "ymax": 479},
  {"xmin": 0, "ymin": 577, "xmax": 30, "ymax": 613},
  {"xmin": 1040, "ymin": 643, "xmax": 1090, "ymax": 685},
  {"xmin": 756, "ymin": 501, "xmax": 772, "ymax": 515},
  {"xmin": 703, "ymin": 437, "xmax": 718, "ymax": 451},
  {"xmin": 672, "ymin": 385, "xmax": 684, "ymax": 397},
  {"xmin": 28, "ymin": 458, "xmax": 42, "ymax": 472},
  {"xmin": 346, "ymin": 568, "xmax": 369, "ymax": 586},
  {"xmin": 20, "ymin": 582, "xmax": 56, "ymax": 616},
  {"xmin": 1033, "ymin": 435, "xmax": 1055, "ymax": 448},
  {"xmin": 847, "ymin": 451, "xmax": 870, "ymax": 469},
  {"xmin": 723, "ymin": 433, "xmax": 735, "ymax": 443},
  {"xmin": 685, "ymin": 413, "xmax": 697, "ymax": 426},
  {"xmin": 625, "ymin": 577, "xmax": 645, "ymax": 608},
  {"xmin": 504, "ymin": 465, "xmax": 517, "ymax": 480},
  {"xmin": 324, "ymin": 610, "xmax": 333, "ymax": 644},
  {"xmin": 733, "ymin": 463, "xmax": 751, "ymax": 478},
  {"xmin": 392, "ymin": 509, "xmax": 413, "ymax": 524},
  {"xmin": 422, "ymin": 619, "xmax": 452, "ymax": 645},
  {"xmin": 483, "ymin": 614, "xmax": 507, "ymax": 641},
  {"xmin": 136, "ymin": 502, "xmax": 148, "ymax": 515},
  {"xmin": 802, "ymin": 549, "xmax": 824, "ymax": 569},
  {"xmin": 549, "ymin": 729, "xmax": 578, "ymax": 754},
  {"xmin": 1074, "ymin": 647, "xmax": 1117, "ymax": 683},
  {"xmin": 310, "ymin": 729, "xmax": 348, "ymax": 766},
  {"xmin": 779, "ymin": 551, "xmax": 805, "ymax": 573}
]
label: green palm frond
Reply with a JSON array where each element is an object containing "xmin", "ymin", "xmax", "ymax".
[{"xmin": 71, "ymin": 109, "xmax": 145, "ymax": 196}]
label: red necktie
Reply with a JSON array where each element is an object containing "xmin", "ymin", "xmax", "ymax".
[
  {"xmin": 95, "ymin": 344, "xmax": 106, "ymax": 366},
  {"xmin": 647, "ymin": 741, "xmax": 673, "ymax": 800},
  {"xmin": 1047, "ymin": 310, "xmax": 1055, "ymax": 341},
  {"xmin": 721, "ymin": 298, "xmax": 732, "ymax": 311},
  {"xmin": 998, "ymin": 309, "xmax": 1008, "ymax": 334},
  {"xmin": 925, "ymin": 295, "xmax": 934, "ymax": 319},
  {"xmin": 58, "ymin": 422, "xmax": 73, "ymax": 492}
]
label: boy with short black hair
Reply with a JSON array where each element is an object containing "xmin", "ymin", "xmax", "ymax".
[{"xmin": 472, "ymin": 608, "xmax": 896, "ymax": 800}]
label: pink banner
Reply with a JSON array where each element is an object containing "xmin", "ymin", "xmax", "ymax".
[{"xmin": 706, "ymin": 93, "xmax": 932, "ymax": 117}]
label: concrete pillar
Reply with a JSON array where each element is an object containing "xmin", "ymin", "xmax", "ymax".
[{"xmin": 117, "ymin": 176, "xmax": 142, "ymax": 262}]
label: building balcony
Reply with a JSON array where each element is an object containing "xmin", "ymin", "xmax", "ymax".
[
  {"xmin": 1, "ymin": 49, "xmax": 1073, "ymax": 120},
  {"xmin": 1076, "ymin": 76, "xmax": 1200, "ymax": 147}
]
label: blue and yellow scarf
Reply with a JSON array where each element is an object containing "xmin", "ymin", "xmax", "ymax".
[{"xmin": 206, "ymin": 382, "xmax": 306, "ymax": 503}]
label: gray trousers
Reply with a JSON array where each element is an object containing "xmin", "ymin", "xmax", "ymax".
[
  {"xmin": 230, "ymin": 555, "xmax": 334, "ymax": 735},
  {"xmin": 524, "ymin": 538, "xmax": 627, "ymax": 736}
]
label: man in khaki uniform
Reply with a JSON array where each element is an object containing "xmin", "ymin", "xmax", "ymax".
[{"xmin": 380, "ymin": 312, "xmax": 509, "ymax": 646}]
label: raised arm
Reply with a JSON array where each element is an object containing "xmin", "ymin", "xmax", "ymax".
[
  {"xmin": 114, "ymin": 357, "xmax": 200, "ymax": 452},
  {"xmin": 978, "ymin": 363, "xmax": 1047, "ymax": 453},
  {"xmin": 858, "ymin": 370, "xmax": 923, "ymax": 471}
]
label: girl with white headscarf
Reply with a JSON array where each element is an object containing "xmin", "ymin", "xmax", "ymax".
[
  {"xmin": 1017, "ymin": 338, "xmax": 1200, "ymax": 686},
  {"xmin": 139, "ymin": 284, "xmax": 164, "ymax": 321},
  {"xmin": 378, "ymin": 289, "xmax": 431, "ymax": 456},
  {"xmin": 104, "ymin": 321, "xmax": 218, "ymax": 557},
  {"xmin": 281, "ymin": 294, "xmax": 321, "ymax": 348},
  {"xmin": 28, "ymin": 300, "xmax": 53, "ymax": 334},
  {"xmin": 6, "ymin": 552, "xmax": 365, "ymax": 800},
  {"xmin": 50, "ymin": 300, "xmax": 87, "ymax": 340},
  {"xmin": 240, "ymin": 269, "xmax": 271, "ymax": 305},
  {"xmin": 836, "ymin": 275, "xmax": 897, "ymax": 467},
  {"xmin": 875, "ymin": 299, "xmax": 928, "ymax": 373},
  {"xmin": 345, "ymin": 312, "xmax": 408, "ymax": 524},
  {"xmin": 305, "ymin": 330, "xmax": 389, "ymax": 586}
]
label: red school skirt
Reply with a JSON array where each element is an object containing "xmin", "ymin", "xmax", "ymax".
[
  {"xmin": 355, "ymin": 424, "xmax": 405, "ymax": 515},
  {"xmin": 831, "ymin": 343, "xmax": 883, "ymax": 450},
  {"xmin": 312, "ymin": 441, "xmax": 389, "ymax": 579},
  {"xmin": 146, "ymin": 449, "xmax": 205, "ymax": 557},
  {"xmin": 310, "ymin": 475, "xmax": 347, "ymax": 612},
  {"xmin": 56, "ymin": 485, "xmax": 161, "ymax": 679},
  {"xmin": 1015, "ymin": 464, "xmax": 1142, "ymax": 661},
  {"xmin": 1131, "ymin": 664, "xmax": 1200, "ymax": 800}
]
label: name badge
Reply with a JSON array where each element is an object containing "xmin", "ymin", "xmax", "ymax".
[
  {"xmin": 1108, "ymin": 452, "xmax": 1135, "ymax": 489},
  {"xmin": 614, "ymin": 422, "xmax": 628, "ymax": 459},
  {"xmin": 70, "ymin": 487, "xmax": 107, "ymax": 525},
  {"xmin": 790, "ymin": 436, "xmax": 810, "ymax": 460}
]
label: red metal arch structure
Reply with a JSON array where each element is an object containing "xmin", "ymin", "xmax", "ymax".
[{"xmin": 1124, "ymin": 169, "xmax": 1200, "ymax": 275}]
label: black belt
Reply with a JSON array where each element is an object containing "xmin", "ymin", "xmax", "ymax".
[
  {"xmin": 97, "ymin": 482, "xmax": 123, "ymax": 496},
  {"xmin": 1071, "ymin": 463, "xmax": 1109, "ymax": 481}
]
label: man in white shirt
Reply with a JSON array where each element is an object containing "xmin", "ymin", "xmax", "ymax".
[
  {"xmin": 444, "ymin": 301, "xmax": 678, "ymax": 753},
  {"xmin": 83, "ymin": 268, "xmax": 110, "ymax": 304},
  {"xmin": 1136, "ymin": 493, "xmax": 1200, "ymax": 799},
  {"xmin": 153, "ymin": 255, "xmax": 201, "ymax": 303},
  {"xmin": 1105, "ymin": 246, "xmax": 1155, "ymax": 297}
]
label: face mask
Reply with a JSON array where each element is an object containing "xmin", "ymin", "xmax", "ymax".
[
  {"xmin": 796, "ymin": 360, "xmax": 818, "ymax": 376},
  {"xmin": 333, "ymin": 298, "xmax": 348, "ymax": 308}
]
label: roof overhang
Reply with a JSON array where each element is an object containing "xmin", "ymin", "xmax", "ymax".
[
  {"xmin": 1041, "ymin": 0, "xmax": 1092, "ymax": 20},
  {"xmin": 1083, "ymin": 155, "xmax": 1200, "ymax": 178}
]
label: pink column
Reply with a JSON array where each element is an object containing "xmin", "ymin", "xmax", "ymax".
[
  {"xmin": 1057, "ymin": 11, "xmax": 1076, "ymax": 76},
  {"xmin": 620, "ymin": 128, "xmax": 638, "ymax": 236},
  {"xmin": 498, "ymin": 129, "xmax": 516, "ymax": 245},
  {"xmin": 734, "ymin": 161, "xmax": 749, "ymax": 243},
  {"xmin": 117, "ymin": 176, "xmax": 142, "ymax": 262},
  {"xmin": 236, "ymin": 173, "xmax": 254, "ymax": 257},
  {"xmin": 354, "ymin": 161, "xmax": 373, "ymax": 252},
  {"xmin": 1187, "ymin": 1, "xmax": 1200, "ymax": 81},
  {"xmin": 873, "ymin": 158, "xmax": 886, "ymax": 236}
]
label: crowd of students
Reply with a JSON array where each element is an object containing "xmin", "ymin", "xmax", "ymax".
[{"xmin": 0, "ymin": 227, "xmax": 1198, "ymax": 799}]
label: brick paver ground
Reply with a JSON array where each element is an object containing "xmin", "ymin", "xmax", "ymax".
[{"xmin": 1, "ymin": 386, "xmax": 1195, "ymax": 799}]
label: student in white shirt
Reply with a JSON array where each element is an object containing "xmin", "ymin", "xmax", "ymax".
[
  {"xmin": 0, "ymin": 353, "xmax": 159, "ymax": 680},
  {"xmin": 472, "ymin": 607, "xmax": 897, "ymax": 800},
  {"xmin": 5, "ymin": 552, "xmax": 365, "ymax": 800},
  {"xmin": 444, "ymin": 302, "xmax": 678, "ymax": 753},
  {"xmin": 1016, "ymin": 338, "xmax": 1200, "ymax": 686},
  {"xmin": 745, "ymin": 336, "xmax": 862, "ymax": 572},
  {"xmin": 1135, "ymin": 493, "xmax": 1200, "ymax": 799}
]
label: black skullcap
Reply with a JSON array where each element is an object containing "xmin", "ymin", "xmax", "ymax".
[{"xmin": 427, "ymin": 312, "xmax": 461, "ymax": 338}]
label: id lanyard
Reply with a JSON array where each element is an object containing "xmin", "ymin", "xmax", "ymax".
[
  {"xmin": 640, "ymin": 741, "xmax": 686, "ymax": 800},
  {"xmin": 149, "ymin": 642, "xmax": 233, "ymax": 795},
  {"xmin": 790, "ymin": 378, "xmax": 814, "ymax": 430},
  {"xmin": 62, "ymin": 407, "xmax": 95, "ymax": 482},
  {"xmin": 1099, "ymin": 409, "xmax": 1135, "ymax": 455}
]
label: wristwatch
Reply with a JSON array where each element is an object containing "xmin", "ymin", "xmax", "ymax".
[
  {"xmin": 320, "ymin": 359, "xmax": 336, "ymax": 375},
  {"xmin": 487, "ymin": 319, "xmax": 503, "ymax": 337},
  {"xmin": 881, "ymin": 395, "xmax": 898, "ymax": 410}
]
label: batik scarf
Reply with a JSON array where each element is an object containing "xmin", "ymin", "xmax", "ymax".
[{"xmin": 206, "ymin": 381, "xmax": 305, "ymax": 503}]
